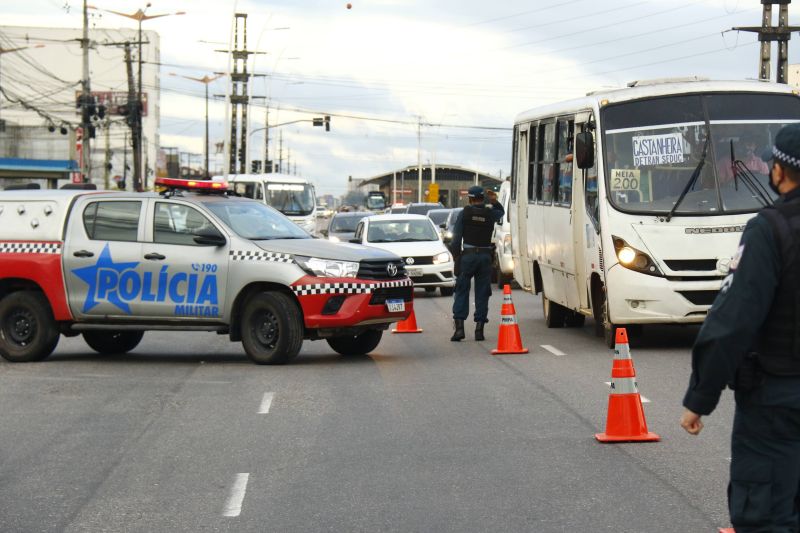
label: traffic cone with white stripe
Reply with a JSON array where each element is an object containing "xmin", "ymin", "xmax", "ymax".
[
  {"xmin": 392, "ymin": 306, "xmax": 423, "ymax": 334},
  {"xmin": 491, "ymin": 285, "xmax": 529, "ymax": 355},
  {"xmin": 595, "ymin": 328, "xmax": 659, "ymax": 442}
]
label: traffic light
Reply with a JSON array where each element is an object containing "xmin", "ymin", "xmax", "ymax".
[{"xmin": 251, "ymin": 160, "xmax": 262, "ymax": 173}]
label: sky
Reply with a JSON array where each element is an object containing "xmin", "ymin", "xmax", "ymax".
[{"xmin": 3, "ymin": 0, "xmax": 799, "ymax": 196}]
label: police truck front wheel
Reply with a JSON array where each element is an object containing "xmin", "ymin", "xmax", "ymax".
[
  {"xmin": 83, "ymin": 331, "xmax": 144, "ymax": 355},
  {"xmin": 241, "ymin": 291, "xmax": 303, "ymax": 364},
  {"xmin": 327, "ymin": 330, "xmax": 382, "ymax": 356},
  {"xmin": 0, "ymin": 291, "xmax": 60, "ymax": 362}
]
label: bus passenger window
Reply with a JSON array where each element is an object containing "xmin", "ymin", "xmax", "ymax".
[
  {"xmin": 583, "ymin": 129, "xmax": 599, "ymax": 230},
  {"xmin": 527, "ymin": 127, "xmax": 537, "ymax": 202},
  {"xmin": 555, "ymin": 119, "xmax": 574, "ymax": 206},
  {"xmin": 539, "ymin": 122, "xmax": 556, "ymax": 203}
]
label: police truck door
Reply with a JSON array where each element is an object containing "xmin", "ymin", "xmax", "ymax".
[{"xmin": 63, "ymin": 198, "xmax": 146, "ymax": 319}]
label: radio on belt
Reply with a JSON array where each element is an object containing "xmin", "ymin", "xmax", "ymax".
[{"xmin": 0, "ymin": 183, "xmax": 412, "ymax": 364}]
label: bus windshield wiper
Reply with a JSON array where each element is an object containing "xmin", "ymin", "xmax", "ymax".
[
  {"xmin": 666, "ymin": 130, "xmax": 710, "ymax": 222},
  {"xmin": 733, "ymin": 160, "xmax": 774, "ymax": 207}
]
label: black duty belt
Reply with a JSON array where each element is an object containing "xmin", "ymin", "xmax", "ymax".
[{"xmin": 461, "ymin": 247, "xmax": 493, "ymax": 255}]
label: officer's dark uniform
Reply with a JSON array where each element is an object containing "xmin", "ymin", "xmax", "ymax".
[
  {"xmin": 449, "ymin": 185, "xmax": 504, "ymax": 341},
  {"xmin": 683, "ymin": 125, "xmax": 800, "ymax": 532}
]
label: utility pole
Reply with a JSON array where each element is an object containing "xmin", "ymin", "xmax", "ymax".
[
  {"xmin": 278, "ymin": 130, "xmax": 283, "ymax": 173},
  {"xmin": 263, "ymin": 103, "xmax": 270, "ymax": 172},
  {"xmin": 733, "ymin": 1, "xmax": 800, "ymax": 83},
  {"xmin": 217, "ymin": 13, "xmax": 264, "ymax": 175},
  {"xmin": 104, "ymin": 120, "xmax": 111, "ymax": 190},
  {"xmin": 417, "ymin": 117, "xmax": 422, "ymax": 202},
  {"xmin": 287, "ymin": 147, "xmax": 291, "ymax": 175},
  {"xmin": 80, "ymin": 0, "xmax": 92, "ymax": 183},
  {"xmin": 124, "ymin": 42, "xmax": 142, "ymax": 191}
]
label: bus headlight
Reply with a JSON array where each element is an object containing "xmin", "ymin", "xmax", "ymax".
[
  {"xmin": 433, "ymin": 251, "xmax": 451, "ymax": 264},
  {"xmin": 612, "ymin": 236, "xmax": 663, "ymax": 277},
  {"xmin": 295, "ymin": 256, "xmax": 359, "ymax": 278}
]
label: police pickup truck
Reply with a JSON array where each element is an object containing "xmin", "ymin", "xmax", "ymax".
[{"xmin": 0, "ymin": 178, "xmax": 412, "ymax": 364}]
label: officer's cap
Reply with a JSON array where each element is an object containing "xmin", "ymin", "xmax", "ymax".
[
  {"xmin": 467, "ymin": 185, "xmax": 484, "ymax": 198},
  {"xmin": 762, "ymin": 123, "xmax": 800, "ymax": 171}
]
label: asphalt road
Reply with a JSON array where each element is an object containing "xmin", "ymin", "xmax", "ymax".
[{"xmin": 0, "ymin": 286, "xmax": 734, "ymax": 532}]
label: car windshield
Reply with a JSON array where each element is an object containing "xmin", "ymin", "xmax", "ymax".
[
  {"xmin": 204, "ymin": 199, "xmax": 311, "ymax": 240},
  {"xmin": 602, "ymin": 93, "xmax": 800, "ymax": 215},
  {"xmin": 264, "ymin": 182, "xmax": 316, "ymax": 216},
  {"xmin": 366, "ymin": 195, "xmax": 386, "ymax": 210},
  {"xmin": 367, "ymin": 219, "xmax": 439, "ymax": 243},
  {"xmin": 427, "ymin": 209, "xmax": 451, "ymax": 226},
  {"xmin": 330, "ymin": 213, "xmax": 369, "ymax": 232}
]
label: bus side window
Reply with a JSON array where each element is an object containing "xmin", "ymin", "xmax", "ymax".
[
  {"xmin": 527, "ymin": 126, "xmax": 537, "ymax": 202},
  {"xmin": 555, "ymin": 119, "xmax": 574, "ymax": 207},
  {"xmin": 510, "ymin": 125, "xmax": 519, "ymax": 203},
  {"xmin": 539, "ymin": 122, "xmax": 556, "ymax": 203}
]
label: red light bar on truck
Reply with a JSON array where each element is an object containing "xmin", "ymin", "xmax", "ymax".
[{"xmin": 154, "ymin": 177, "xmax": 228, "ymax": 193}]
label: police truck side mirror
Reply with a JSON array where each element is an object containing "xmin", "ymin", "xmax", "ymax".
[
  {"xmin": 575, "ymin": 131, "xmax": 595, "ymax": 169},
  {"xmin": 349, "ymin": 238, "xmax": 361, "ymax": 244},
  {"xmin": 193, "ymin": 228, "xmax": 227, "ymax": 246}
]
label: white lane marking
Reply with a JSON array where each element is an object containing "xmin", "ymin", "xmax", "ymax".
[
  {"xmin": 604, "ymin": 381, "xmax": 650, "ymax": 403},
  {"xmin": 223, "ymin": 473, "xmax": 250, "ymax": 517},
  {"xmin": 540, "ymin": 344, "xmax": 565, "ymax": 356},
  {"xmin": 258, "ymin": 392, "xmax": 274, "ymax": 414}
]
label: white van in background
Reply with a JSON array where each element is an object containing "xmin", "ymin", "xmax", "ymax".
[
  {"xmin": 493, "ymin": 180, "xmax": 514, "ymax": 288},
  {"xmin": 224, "ymin": 173, "xmax": 317, "ymax": 234}
]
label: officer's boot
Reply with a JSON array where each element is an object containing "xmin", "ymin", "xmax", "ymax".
[
  {"xmin": 450, "ymin": 320, "xmax": 465, "ymax": 342},
  {"xmin": 475, "ymin": 322, "xmax": 485, "ymax": 341}
]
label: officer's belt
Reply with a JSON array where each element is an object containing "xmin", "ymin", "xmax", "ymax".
[{"xmin": 461, "ymin": 247, "xmax": 493, "ymax": 255}]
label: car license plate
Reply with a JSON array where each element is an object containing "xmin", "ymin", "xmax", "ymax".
[
  {"xmin": 406, "ymin": 268, "xmax": 422, "ymax": 277},
  {"xmin": 386, "ymin": 299, "xmax": 405, "ymax": 312}
]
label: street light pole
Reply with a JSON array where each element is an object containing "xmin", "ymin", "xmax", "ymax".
[
  {"xmin": 94, "ymin": 4, "xmax": 185, "ymax": 190},
  {"xmin": 169, "ymin": 73, "xmax": 223, "ymax": 178}
]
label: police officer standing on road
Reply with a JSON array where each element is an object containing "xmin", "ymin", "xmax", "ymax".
[
  {"xmin": 449, "ymin": 185, "xmax": 504, "ymax": 342},
  {"xmin": 681, "ymin": 123, "xmax": 800, "ymax": 532}
]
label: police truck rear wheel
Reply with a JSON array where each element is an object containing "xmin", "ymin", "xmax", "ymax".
[
  {"xmin": 83, "ymin": 331, "xmax": 144, "ymax": 354},
  {"xmin": 327, "ymin": 330, "xmax": 382, "ymax": 356},
  {"xmin": 0, "ymin": 291, "xmax": 60, "ymax": 362},
  {"xmin": 241, "ymin": 291, "xmax": 303, "ymax": 365}
]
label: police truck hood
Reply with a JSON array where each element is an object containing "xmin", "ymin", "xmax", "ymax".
[{"xmin": 254, "ymin": 239, "xmax": 400, "ymax": 262}]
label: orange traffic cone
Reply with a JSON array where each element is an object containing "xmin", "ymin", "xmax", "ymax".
[
  {"xmin": 719, "ymin": 529, "xmax": 734, "ymax": 533},
  {"xmin": 491, "ymin": 285, "xmax": 529, "ymax": 355},
  {"xmin": 595, "ymin": 328, "xmax": 659, "ymax": 442},
  {"xmin": 392, "ymin": 306, "xmax": 423, "ymax": 334}
]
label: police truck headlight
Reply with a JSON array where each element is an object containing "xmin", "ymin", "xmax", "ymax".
[
  {"xmin": 433, "ymin": 251, "xmax": 452, "ymax": 264},
  {"xmin": 295, "ymin": 256, "xmax": 359, "ymax": 278},
  {"xmin": 612, "ymin": 236, "xmax": 663, "ymax": 277},
  {"xmin": 328, "ymin": 235, "xmax": 341, "ymax": 243}
]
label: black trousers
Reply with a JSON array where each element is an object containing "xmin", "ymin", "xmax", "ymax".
[{"xmin": 729, "ymin": 393, "xmax": 800, "ymax": 532}]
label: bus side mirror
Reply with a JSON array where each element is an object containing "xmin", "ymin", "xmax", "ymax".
[{"xmin": 575, "ymin": 131, "xmax": 595, "ymax": 169}]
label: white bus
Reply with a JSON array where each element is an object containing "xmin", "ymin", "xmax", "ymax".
[
  {"xmin": 224, "ymin": 173, "xmax": 317, "ymax": 234},
  {"xmin": 509, "ymin": 79, "xmax": 800, "ymax": 346}
]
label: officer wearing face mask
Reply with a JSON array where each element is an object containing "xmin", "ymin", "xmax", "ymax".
[{"xmin": 680, "ymin": 123, "xmax": 800, "ymax": 532}]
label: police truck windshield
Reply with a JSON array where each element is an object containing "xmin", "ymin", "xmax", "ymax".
[
  {"xmin": 265, "ymin": 182, "xmax": 316, "ymax": 216},
  {"xmin": 602, "ymin": 93, "xmax": 800, "ymax": 216},
  {"xmin": 204, "ymin": 200, "xmax": 311, "ymax": 240}
]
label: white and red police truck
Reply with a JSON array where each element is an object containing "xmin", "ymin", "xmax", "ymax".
[{"xmin": 0, "ymin": 178, "xmax": 412, "ymax": 364}]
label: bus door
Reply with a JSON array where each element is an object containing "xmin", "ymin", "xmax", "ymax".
[
  {"xmin": 513, "ymin": 124, "xmax": 533, "ymax": 290},
  {"xmin": 570, "ymin": 112, "xmax": 595, "ymax": 311}
]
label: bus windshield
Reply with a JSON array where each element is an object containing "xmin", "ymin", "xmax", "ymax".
[
  {"xmin": 602, "ymin": 93, "xmax": 800, "ymax": 216},
  {"xmin": 264, "ymin": 182, "xmax": 316, "ymax": 216},
  {"xmin": 367, "ymin": 194, "xmax": 386, "ymax": 211}
]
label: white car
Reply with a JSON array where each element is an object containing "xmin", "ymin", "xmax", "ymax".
[
  {"xmin": 492, "ymin": 180, "xmax": 514, "ymax": 288},
  {"xmin": 353, "ymin": 214, "xmax": 455, "ymax": 296}
]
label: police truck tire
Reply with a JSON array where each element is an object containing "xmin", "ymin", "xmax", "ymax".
[
  {"xmin": 440, "ymin": 286, "xmax": 454, "ymax": 297},
  {"xmin": 0, "ymin": 291, "xmax": 60, "ymax": 362},
  {"xmin": 241, "ymin": 291, "xmax": 303, "ymax": 365},
  {"xmin": 327, "ymin": 329, "xmax": 382, "ymax": 356},
  {"xmin": 542, "ymin": 295, "xmax": 566, "ymax": 328},
  {"xmin": 82, "ymin": 331, "xmax": 144, "ymax": 354}
]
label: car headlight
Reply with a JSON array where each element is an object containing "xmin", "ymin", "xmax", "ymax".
[
  {"xmin": 433, "ymin": 251, "xmax": 451, "ymax": 264},
  {"xmin": 612, "ymin": 236, "xmax": 663, "ymax": 277},
  {"xmin": 328, "ymin": 235, "xmax": 341, "ymax": 243},
  {"xmin": 295, "ymin": 256, "xmax": 359, "ymax": 278},
  {"xmin": 444, "ymin": 231, "xmax": 453, "ymax": 239}
]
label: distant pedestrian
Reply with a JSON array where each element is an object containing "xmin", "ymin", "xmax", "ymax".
[
  {"xmin": 448, "ymin": 185, "xmax": 504, "ymax": 342},
  {"xmin": 681, "ymin": 123, "xmax": 800, "ymax": 531}
]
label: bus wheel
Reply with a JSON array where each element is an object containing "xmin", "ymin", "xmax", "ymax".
[
  {"xmin": 565, "ymin": 312, "xmax": 586, "ymax": 328},
  {"xmin": 542, "ymin": 295, "xmax": 566, "ymax": 328},
  {"xmin": 601, "ymin": 304, "xmax": 618, "ymax": 348}
]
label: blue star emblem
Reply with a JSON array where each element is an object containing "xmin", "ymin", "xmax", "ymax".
[{"xmin": 71, "ymin": 244, "xmax": 140, "ymax": 314}]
